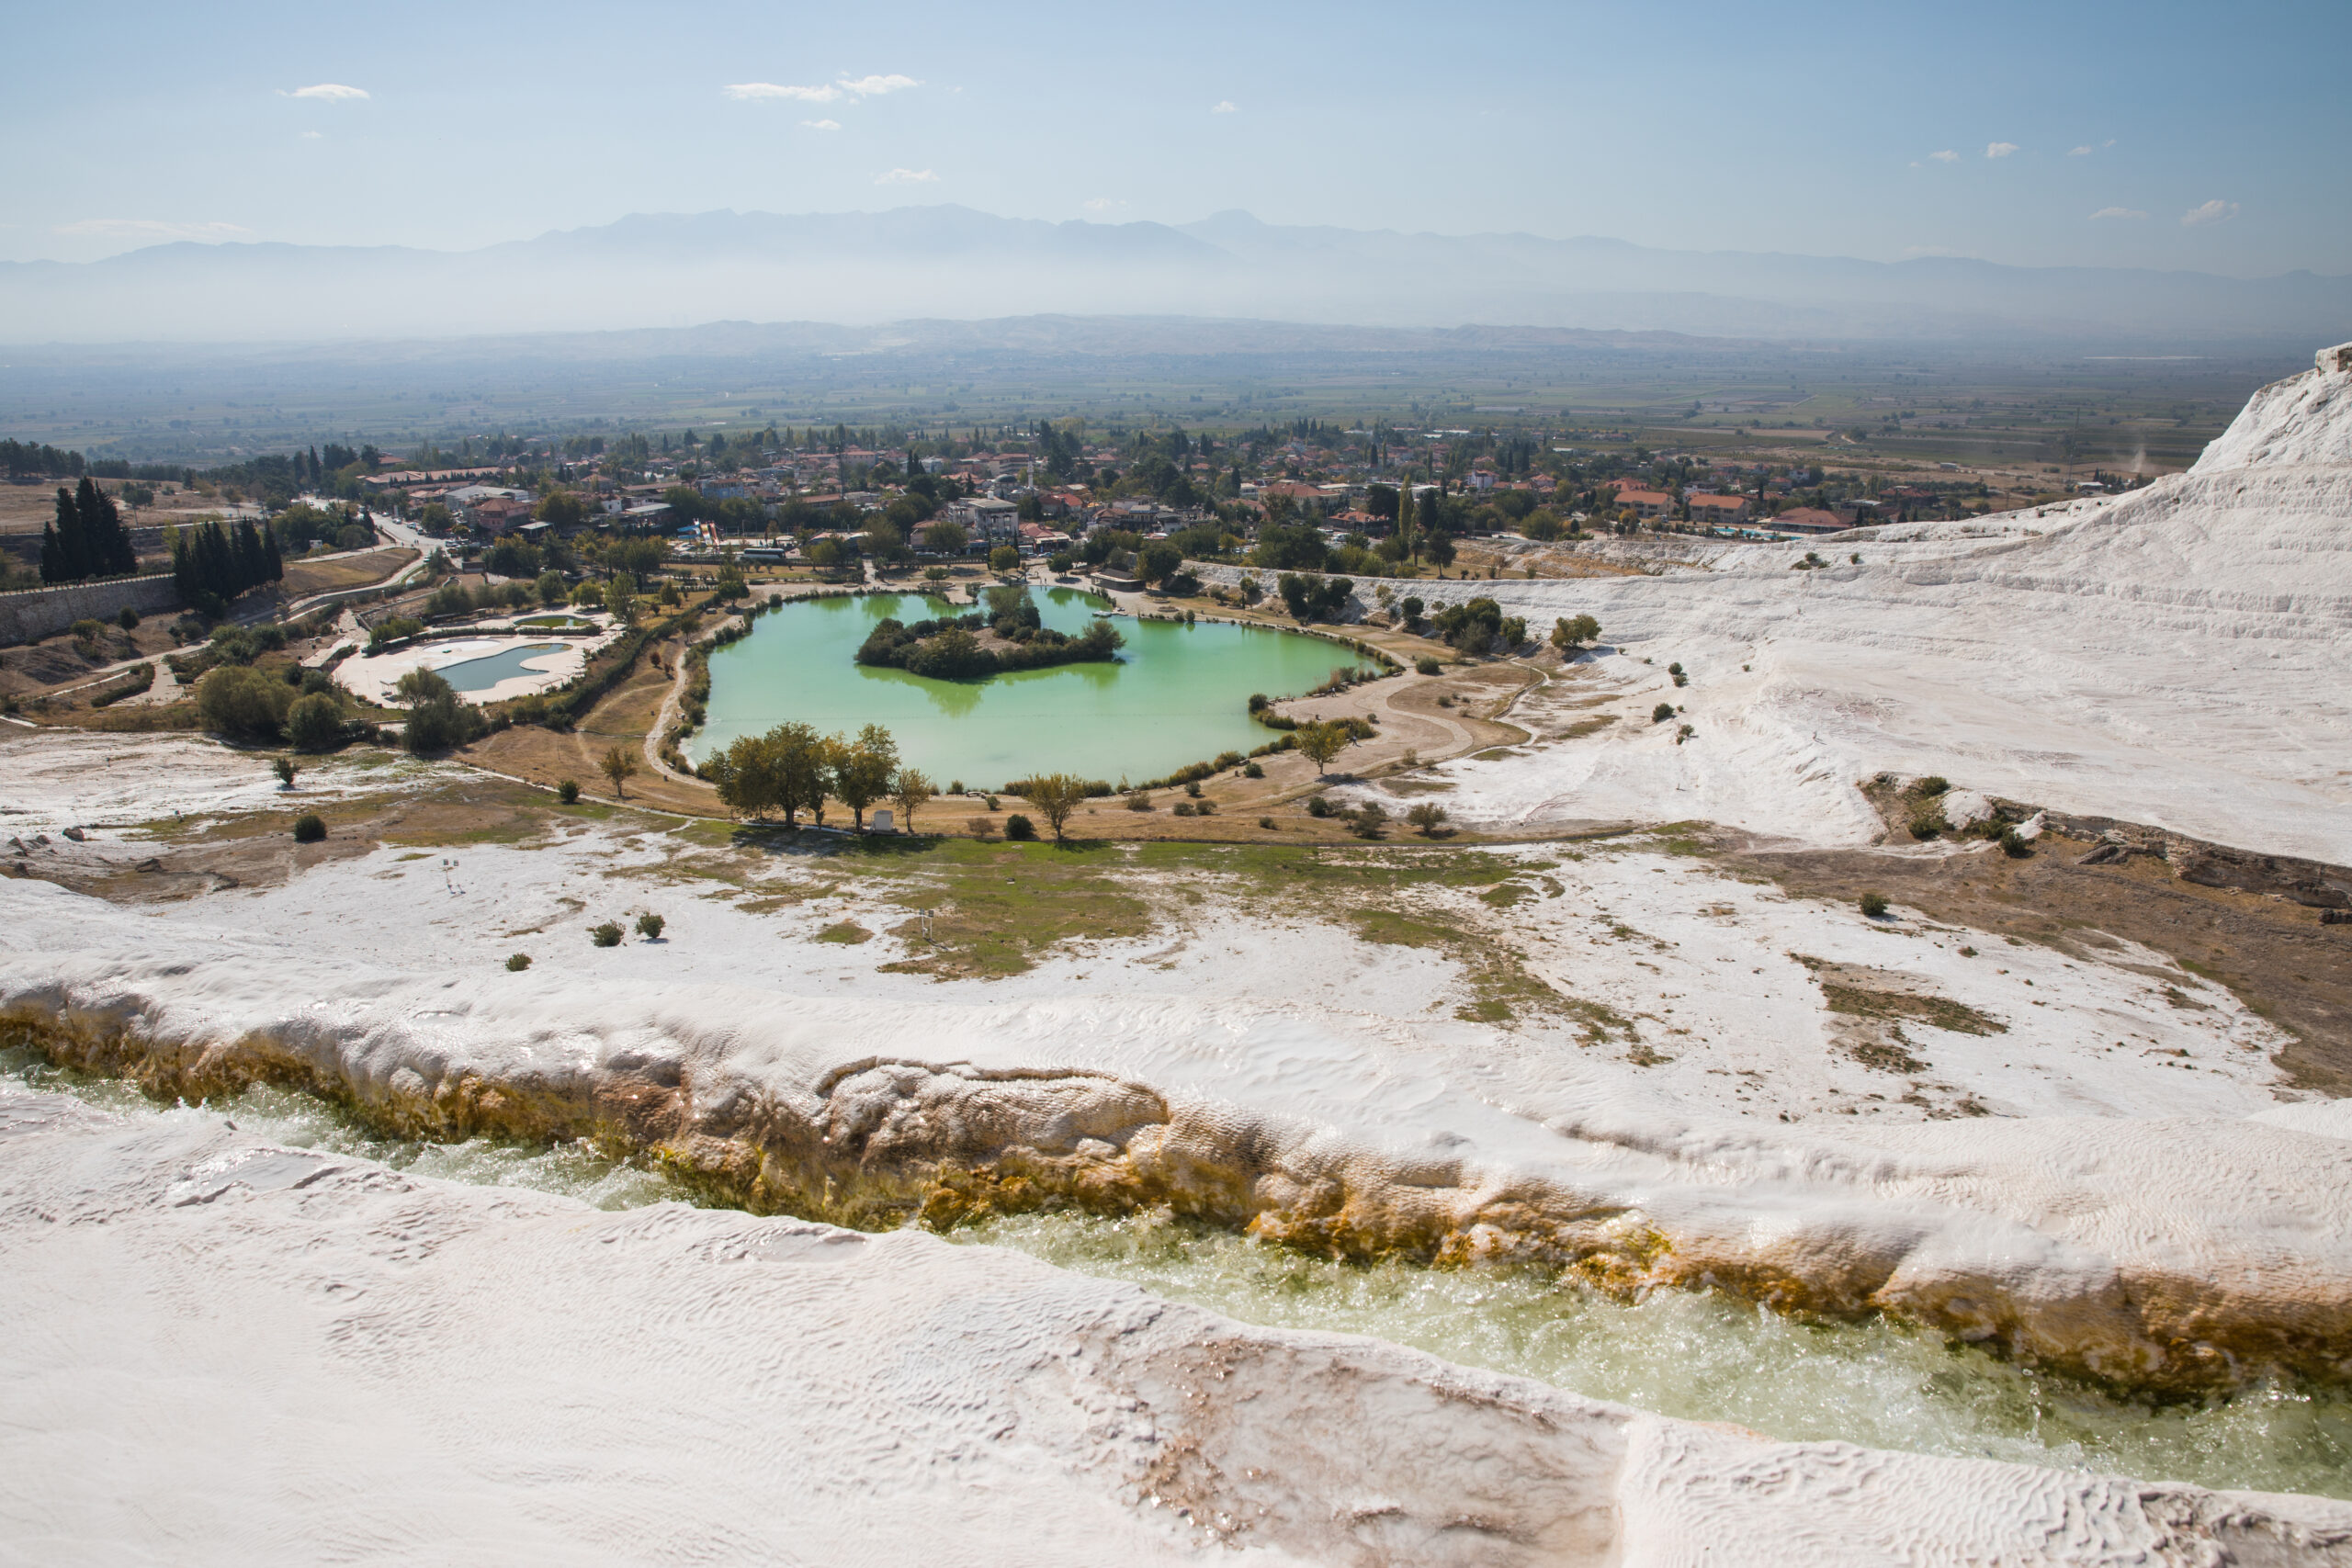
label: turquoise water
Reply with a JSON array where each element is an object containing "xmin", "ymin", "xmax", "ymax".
[
  {"xmin": 692, "ymin": 589, "xmax": 1364, "ymax": 788},
  {"xmin": 436, "ymin": 642, "xmax": 568, "ymax": 693}
]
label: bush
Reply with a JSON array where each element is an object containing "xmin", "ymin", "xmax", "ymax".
[
  {"xmin": 1407, "ymin": 802, "xmax": 1449, "ymax": 836},
  {"xmin": 1652, "ymin": 702, "xmax": 1677, "ymax": 724},
  {"xmin": 1004, "ymin": 813, "xmax": 1036, "ymax": 840},
  {"xmin": 1917, "ymin": 775, "xmax": 1951, "ymax": 796},
  {"xmin": 1907, "ymin": 810, "xmax": 1946, "ymax": 840},
  {"xmin": 1242, "ymin": 761, "xmax": 1263, "ymax": 779},
  {"xmin": 1859, "ymin": 891, "xmax": 1890, "ymax": 919},
  {"xmin": 1349, "ymin": 802, "xmax": 1388, "ymax": 840},
  {"xmin": 292, "ymin": 813, "xmax": 325, "ymax": 843},
  {"xmin": 1193, "ymin": 797, "xmax": 1216, "ymax": 815},
  {"xmin": 557, "ymin": 778, "xmax": 581, "ymax": 804},
  {"xmin": 2000, "ymin": 828, "xmax": 2033, "ymax": 858},
  {"xmin": 966, "ymin": 816, "xmax": 994, "ymax": 839},
  {"xmin": 195, "ymin": 665, "xmax": 295, "ymax": 740},
  {"xmin": 1306, "ymin": 795, "xmax": 1334, "ymax": 818},
  {"xmin": 635, "ymin": 912, "xmax": 665, "ymax": 940},
  {"xmin": 1259, "ymin": 816, "xmax": 1276, "ymax": 829},
  {"xmin": 1125, "ymin": 790, "xmax": 1154, "ymax": 811},
  {"xmin": 1184, "ymin": 780, "xmax": 1203, "ymax": 798},
  {"xmin": 505, "ymin": 953, "xmax": 532, "ymax": 972},
  {"xmin": 1171, "ymin": 801, "xmax": 1196, "ymax": 817},
  {"xmin": 1415, "ymin": 656, "xmax": 1442, "ymax": 676},
  {"xmin": 284, "ymin": 692, "xmax": 345, "ymax": 752},
  {"xmin": 984, "ymin": 795, "xmax": 1000, "ymax": 811},
  {"xmin": 590, "ymin": 921, "xmax": 624, "ymax": 947},
  {"xmin": 118, "ymin": 606, "xmax": 140, "ymax": 630}
]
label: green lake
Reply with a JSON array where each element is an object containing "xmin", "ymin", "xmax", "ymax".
[{"xmin": 691, "ymin": 588, "xmax": 1364, "ymax": 788}]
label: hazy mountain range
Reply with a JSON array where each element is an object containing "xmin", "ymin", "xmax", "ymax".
[{"xmin": 5, "ymin": 205, "xmax": 2345, "ymax": 347}]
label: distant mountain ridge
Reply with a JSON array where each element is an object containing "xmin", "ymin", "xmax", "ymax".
[{"xmin": 4, "ymin": 204, "xmax": 2344, "ymax": 346}]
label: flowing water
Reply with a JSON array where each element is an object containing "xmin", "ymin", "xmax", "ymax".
[
  {"xmin": 691, "ymin": 588, "xmax": 1361, "ymax": 787},
  {"xmin": 9, "ymin": 1050, "xmax": 2347, "ymax": 1501}
]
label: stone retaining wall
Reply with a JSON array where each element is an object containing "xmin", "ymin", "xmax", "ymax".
[{"xmin": 0, "ymin": 574, "xmax": 180, "ymax": 647}]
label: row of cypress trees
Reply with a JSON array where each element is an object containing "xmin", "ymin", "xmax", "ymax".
[
  {"xmin": 38, "ymin": 477, "xmax": 138, "ymax": 583},
  {"xmin": 170, "ymin": 515, "xmax": 283, "ymax": 608}
]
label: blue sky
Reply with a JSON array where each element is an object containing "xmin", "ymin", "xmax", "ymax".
[{"xmin": 9, "ymin": 0, "xmax": 2346, "ymax": 276}]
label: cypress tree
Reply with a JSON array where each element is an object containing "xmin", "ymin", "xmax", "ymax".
[
  {"xmin": 232, "ymin": 519, "xmax": 264, "ymax": 591},
  {"xmin": 76, "ymin": 477, "xmax": 135, "ymax": 576},
  {"xmin": 171, "ymin": 529, "xmax": 197, "ymax": 602},
  {"xmin": 263, "ymin": 524, "xmax": 285, "ymax": 581},
  {"xmin": 41, "ymin": 486, "xmax": 87, "ymax": 582}
]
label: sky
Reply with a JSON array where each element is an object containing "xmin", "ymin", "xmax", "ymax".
[{"xmin": 7, "ymin": 0, "xmax": 2346, "ymax": 277}]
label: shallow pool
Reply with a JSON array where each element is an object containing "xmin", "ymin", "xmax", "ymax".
[
  {"xmin": 435, "ymin": 641, "xmax": 569, "ymax": 693},
  {"xmin": 692, "ymin": 589, "xmax": 1363, "ymax": 788},
  {"xmin": 12, "ymin": 1050, "xmax": 2344, "ymax": 1501}
]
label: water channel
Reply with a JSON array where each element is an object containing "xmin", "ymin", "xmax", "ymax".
[
  {"xmin": 691, "ymin": 588, "xmax": 1363, "ymax": 788},
  {"xmin": 11, "ymin": 1053, "xmax": 2346, "ymax": 1502}
]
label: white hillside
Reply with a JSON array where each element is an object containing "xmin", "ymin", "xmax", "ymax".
[{"xmin": 1387, "ymin": 343, "xmax": 2352, "ymax": 860}]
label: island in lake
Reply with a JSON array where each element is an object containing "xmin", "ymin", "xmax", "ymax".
[{"xmin": 855, "ymin": 585, "xmax": 1125, "ymax": 680}]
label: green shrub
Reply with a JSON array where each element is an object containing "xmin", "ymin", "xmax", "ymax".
[
  {"xmin": 590, "ymin": 921, "xmax": 624, "ymax": 947},
  {"xmin": 196, "ymin": 665, "xmax": 296, "ymax": 740},
  {"xmin": 1193, "ymin": 797, "xmax": 1216, "ymax": 815},
  {"xmin": 505, "ymin": 953, "xmax": 532, "ymax": 972},
  {"xmin": 1004, "ymin": 813, "xmax": 1036, "ymax": 840},
  {"xmin": 1171, "ymin": 801, "xmax": 1196, "ymax": 817},
  {"xmin": 1258, "ymin": 816, "xmax": 1276, "ymax": 829},
  {"xmin": 1415, "ymin": 656, "xmax": 1442, "ymax": 676},
  {"xmin": 2000, "ymin": 828, "xmax": 2032, "ymax": 858},
  {"xmin": 1184, "ymin": 780, "xmax": 1203, "ymax": 798},
  {"xmin": 1242, "ymin": 761, "xmax": 1263, "ymax": 779},
  {"xmin": 1652, "ymin": 702, "xmax": 1677, "ymax": 724},
  {"xmin": 118, "ymin": 606, "xmax": 140, "ymax": 630},
  {"xmin": 1306, "ymin": 795, "xmax": 1334, "ymax": 818},
  {"xmin": 635, "ymin": 912, "xmax": 666, "ymax": 940},
  {"xmin": 1916, "ymin": 775, "xmax": 1951, "ymax": 796},
  {"xmin": 292, "ymin": 813, "xmax": 325, "ymax": 843},
  {"xmin": 557, "ymin": 779, "xmax": 580, "ymax": 804},
  {"xmin": 284, "ymin": 692, "xmax": 345, "ymax": 752},
  {"xmin": 1859, "ymin": 891, "xmax": 1890, "ymax": 919},
  {"xmin": 1125, "ymin": 791, "xmax": 1154, "ymax": 811},
  {"xmin": 1908, "ymin": 809, "xmax": 1946, "ymax": 840}
]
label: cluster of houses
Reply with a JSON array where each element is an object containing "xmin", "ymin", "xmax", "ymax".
[{"xmin": 360, "ymin": 425, "xmax": 1970, "ymax": 570}]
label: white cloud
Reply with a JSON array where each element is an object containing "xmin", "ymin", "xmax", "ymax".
[
  {"xmin": 1985, "ymin": 141, "xmax": 2019, "ymax": 159},
  {"xmin": 800, "ymin": 118, "xmax": 842, "ymax": 131},
  {"xmin": 2068, "ymin": 139, "xmax": 2117, "ymax": 156},
  {"xmin": 284, "ymin": 83, "xmax": 368, "ymax": 100},
  {"xmin": 726, "ymin": 73, "xmax": 919, "ymax": 104},
  {"xmin": 1082, "ymin": 197, "xmax": 1129, "ymax": 212},
  {"xmin": 1928, "ymin": 149, "xmax": 1959, "ymax": 164},
  {"xmin": 299, "ymin": 130, "xmax": 323, "ymax": 141},
  {"xmin": 1211, "ymin": 100, "xmax": 1238, "ymax": 114},
  {"xmin": 876, "ymin": 167, "xmax": 938, "ymax": 185},
  {"xmin": 54, "ymin": 218, "xmax": 252, "ymax": 242},
  {"xmin": 724, "ymin": 82, "xmax": 839, "ymax": 101},
  {"xmin": 2088, "ymin": 206, "xmax": 2146, "ymax": 220},
  {"xmin": 2181, "ymin": 198, "xmax": 2239, "ymax": 227}
]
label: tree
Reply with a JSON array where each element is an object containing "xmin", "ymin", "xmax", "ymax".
[
  {"xmin": 1551, "ymin": 614, "xmax": 1600, "ymax": 655},
  {"xmin": 536, "ymin": 570, "xmax": 569, "ymax": 605},
  {"xmin": 194, "ymin": 665, "xmax": 294, "ymax": 740},
  {"xmin": 605, "ymin": 573, "xmax": 638, "ymax": 626},
  {"xmin": 891, "ymin": 768, "xmax": 936, "ymax": 833},
  {"xmin": 1137, "ymin": 539, "xmax": 1183, "ymax": 585},
  {"xmin": 1294, "ymin": 720, "xmax": 1353, "ymax": 777},
  {"xmin": 834, "ymin": 723, "xmax": 899, "ymax": 829},
  {"xmin": 600, "ymin": 745, "xmax": 640, "ymax": 799},
  {"xmin": 1406, "ymin": 802, "xmax": 1450, "ymax": 837},
  {"xmin": 1022, "ymin": 773, "xmax": 1090, "ymax": 842},
  {"xmin": 922, "ymin": 518, "xmax": 968, "ymax": 556},
  {"xmin": 989, "ymin": 545, "xmax": 1020, "ymax": 573},
  {"xmin": 285, "ymin": 693, "xmax": 344, "ymax": 751},
  {"xmin": 397, "ymin": 667, "xmax": 483, "ymax": 755},
  {"xmin": 536, "ymin": 490, "xmax": 587, "ymax": 527},
  {"xmin": 273, "ymin": 756, "xmax": 299, "ymax": 788}
]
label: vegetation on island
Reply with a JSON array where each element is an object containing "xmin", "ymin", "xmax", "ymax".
[{"xmin": 855, "ymin": 585, "xmax": 1123, "ymax": 680}]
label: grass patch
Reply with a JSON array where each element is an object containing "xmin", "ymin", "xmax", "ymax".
[
  {"xmin": 816, "ymin": 921, "xmax": 872, "ymax": 944},
  {"xmin": 1818, "ymin": 983, "xmax": 2007, "ymax": 1036}
]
